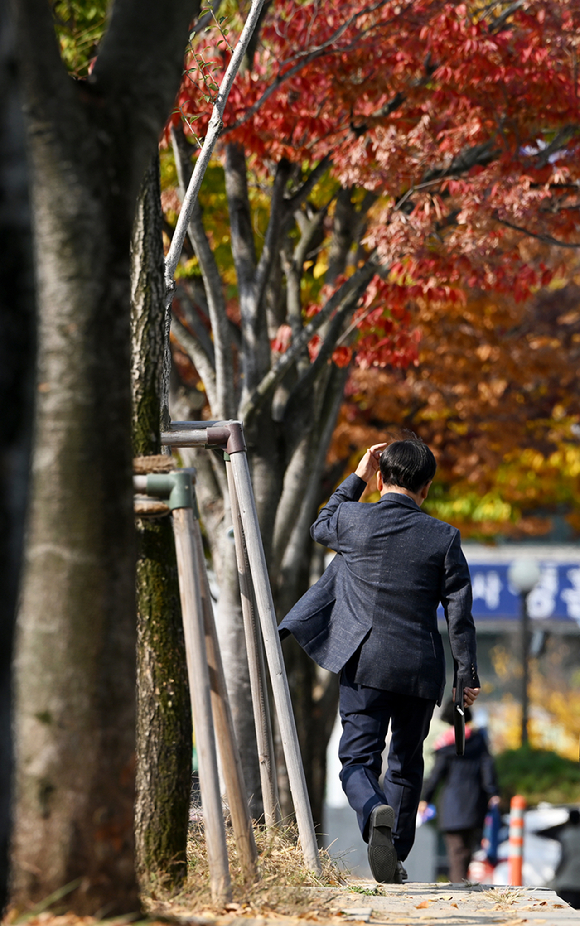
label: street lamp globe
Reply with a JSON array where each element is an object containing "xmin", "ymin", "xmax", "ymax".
[{"xmin": 508, "ymin": 557, "xmax": 541, "ymax": 595}]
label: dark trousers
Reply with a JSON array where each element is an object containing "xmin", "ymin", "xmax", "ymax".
[
  {"xmin": 338, "ymin": 663, "xmax": 435, "ymax": 861},
  {"xmin": 444, "ymin": 828, "xmax": 482, "ymax": 883}
]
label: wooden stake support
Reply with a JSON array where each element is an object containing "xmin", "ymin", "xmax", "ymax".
[
  {"xmin": 225, "ymin": 458, "xmax": 280, "ymax": 827},
  {"xmin": 161, "ymin": 420, "xmax": 321, "ymax": 875},
  {"xmin": 172, "ymin": 502, "xmax": 232, "ymax": 903},
  {"xmin": 191, "ymin": 509, "xmax": 259, "ymax": 881},
  {"xmin": 134, "ymin": 467, "xmax": 259, "ymax": 899}
]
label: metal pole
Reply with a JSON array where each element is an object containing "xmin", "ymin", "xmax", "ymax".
[
  {"xmin": 228, "ymin": 450, "xmax": 321, "ymax": 874},
  {"xmin": 521, "ymin": 591, "xmax": 530, "ymax": 747},
  {"xmin": 225, "ymin": 458, "xmax": 280, "ymax": 827},
  {"xmin": 189, "ymin": 506, "xmax": 259, "ymax": 883},
  {"xmin": 160, "ymin": 423, "xmax": 321, "ymax": 873},
  {"xmin": 172, "ymin": 507, "xmax": 232, "ymax": 903}
]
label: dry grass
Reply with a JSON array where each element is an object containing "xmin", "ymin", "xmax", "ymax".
[
  {"xmin": 481, "ymin": 886, "xmax": 525, "ymax": 908},
  {"xmin": 144, "ymin": 815, "xmax": 349, "ymax": 921},
  {"xmin": 3, "ymin": 818, "xmax": 349, "ymax": 926}
]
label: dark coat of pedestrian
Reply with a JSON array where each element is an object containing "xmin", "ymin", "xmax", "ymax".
[{"xmin": 420, "ymin": 702, "xmax": 499, "ymax": 883}]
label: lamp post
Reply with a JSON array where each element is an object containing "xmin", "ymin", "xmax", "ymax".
[{"xmin": 507, "ymin": 558, "xmax": 541, "ymax": 747}]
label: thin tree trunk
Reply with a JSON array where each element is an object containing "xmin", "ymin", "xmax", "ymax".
[{"xmin": 131, "ymin": 158, "xmax": 192, "ymax": 887}]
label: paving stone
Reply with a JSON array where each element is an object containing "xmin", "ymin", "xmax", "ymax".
[{"xmin": 303, "ymin": 880, "xmax": 580, "ymax": 925}]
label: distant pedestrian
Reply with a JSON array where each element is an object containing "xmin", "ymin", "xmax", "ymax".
[{"xmin": 419, "ymin": 701, "xmax": 499, "ymax": 883}]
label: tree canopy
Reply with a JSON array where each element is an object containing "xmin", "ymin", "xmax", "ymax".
[
  {"xmin": 331, "ymin": 264, "xmax": 580, "ymax": 539},
  {"xmin": 167, "ymin": 0, "xmax": 580, "ymax": 542},
  {"xmin": 174, "ymin": 0, "xmax": 580, "ymax": 328}
]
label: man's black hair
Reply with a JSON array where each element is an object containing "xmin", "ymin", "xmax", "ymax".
[{"xmin": 379, "ymin": 438, "xmax": 436, "ymax": 494}]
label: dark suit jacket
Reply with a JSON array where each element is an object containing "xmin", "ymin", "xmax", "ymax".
[{"xmin": 279, "ymin": 473, "xmax": 480, "ymax": 704}]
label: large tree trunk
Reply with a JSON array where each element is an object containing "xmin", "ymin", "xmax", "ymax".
[
  {"xmin": 11, "ymin": 114, "xmax": 140, "ymax": 916},
  {"xmin": 10, "ymin": 86, "xmax": 141, "ymax": 917},
  {"xmin": 132, "ymin": 159, "xmax": 192, "ymax": 886},
  {"xmin": 0, "ymin": 0, "xmax": 35, "ymax": 909},
  {"xmin": 10, "ymin": 0, "xmax": 195, "ymax": 914}
]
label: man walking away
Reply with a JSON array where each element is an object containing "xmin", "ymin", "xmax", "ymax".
[{"xmin": 280, "ymin": 437, "xmax": 480, "ymax": 883}]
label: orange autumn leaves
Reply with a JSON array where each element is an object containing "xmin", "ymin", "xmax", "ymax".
[{"xmin": 331, "ymin": 268, "xmax": 580, "ymax": 539}]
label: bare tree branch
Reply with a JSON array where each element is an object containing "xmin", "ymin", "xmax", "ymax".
[
  {"xmin": 175, "ymin": 282, "xmax": 216, "ymax": 365},
  {"xmin": 494, "ymin": 215, "xmax": 580, "ymax": 249},
  {"xmin": 284, "ymin": 156, "xmax": 332, "ymax": 219},
  {"xmin": 171, "ymin": 315, "xmax": 218, "ymax": 409},
  {"xmin": 171, "ymin": 125, "xmax": 235, "ymax": 418},
  {"xmin": 164, "ymin": 0, "xmax": 268, "ymax": 288},
  {"xmin": 255, "ymin": 159, "xmax": 292, "ymax": 315},
  {"xmin": 240, "ymin": 257, "xmax": 378, "ymax": 425},
  {"xmin": 222, "ymin": 0, "xmax": 391, "ymax": 135},
  {"xmin": 283, "ymin": 273, "xmax": 373, "ymax": 421},
  {"xmin": 273, "ymin": 364, "xmax": 348, "ymax": 578}
]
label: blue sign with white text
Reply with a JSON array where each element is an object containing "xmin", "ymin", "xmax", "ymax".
[{"xmin": 458, "ymin": 562, "xmax": 580, "ymax": 624}]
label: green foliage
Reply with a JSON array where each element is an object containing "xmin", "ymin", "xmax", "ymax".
[
  {"xmin": 348, "ymin": 884, "xmax": 383, "ymax": 895},
  {"xmin": 495, "ymin": 746, "xmax": 580, "ymax": 808},
  {"xmin": 52, "ymin": 0, "xmax": 109, "ymax": 77}
]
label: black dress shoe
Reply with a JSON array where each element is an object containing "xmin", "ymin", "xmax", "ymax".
[
  {"xmin": 393, "ymin": 860, "xmax": 408, "ymax": 883},
  {"xmin": 367, "ymin": 804, "xmax": 397, "ymax": 883}
]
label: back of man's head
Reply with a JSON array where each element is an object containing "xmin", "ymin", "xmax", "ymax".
[{"xmin": 379, "ymin": 439, "xmax": 436, "ymax": 494}]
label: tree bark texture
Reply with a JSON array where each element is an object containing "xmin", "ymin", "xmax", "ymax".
[
  {"xmin": 10, "ymin": 0, "xmax": 197, "ymax": 915},
  {"xmin": 134, "ymin": 519, "xmax": 192, "ymax": 886},
  {"xmin": 0, "ymin": 0, "xmax": 35, "ymax": 909},
  {"xmin": 131, "ymin": 158, "xmax": 192, "ymax": 886}
]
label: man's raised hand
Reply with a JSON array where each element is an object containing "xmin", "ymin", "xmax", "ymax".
[{"xmin": 355, "ymin": 442, "xmax": 389, "ymax": 483}]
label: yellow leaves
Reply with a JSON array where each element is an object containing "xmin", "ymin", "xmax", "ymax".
[
  {"xmin": 489, "ymin": 642, "xmax": 580, "ymax": 760},
  {"xmin": 448, "ymin": 421, "xmax": 469, "ymax": 435},
  {"xmin": 175, "ymin": 256, "xmax": 200, "ymax": 279},
  {"xmin": 427, "ymin": 489, "xmax": 513, "ymax": 525},
  {"xmin": 528, "ymin": 336, "xmax": 562, "ymax": 350},
  {"xmin": 515, "ymin": 449, "xmax": 546, "ymax": 472},
  {"xmin": 471, "ymin": 495, "xmax": 512, "ymax": 522},
  {"xmin": 475, "ymin": 343, "xmax": 499, "ymax": 362},
  {"xmin": 548, "ymin": 445, "xmax": 580, "ymax": 477},
  {"xmin": 476, "ymin": 378, "xmax": 507, "ymax": 401},
  {"xmin": 490, "ymin": 645, "xmax": 512, "ymax": 680},
  {"xmin": 312, "ymin": 261, "xmax": 328, "ymax": 280}
]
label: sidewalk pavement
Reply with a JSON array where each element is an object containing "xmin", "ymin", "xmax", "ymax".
[{"xmin": 298, "ymin": 879, "xmax": 580, "ymax": 925}]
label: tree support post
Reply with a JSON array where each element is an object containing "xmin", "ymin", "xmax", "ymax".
[
  {"xmin": 161, "ymin": 421, "xmax": 322, "ymax": 875},
  {"xmin": 190, "ymin": 504, "xmax": 259, "ymax": 881},
  {"xmin": 135, "ymin": 471, "xmax": 231, "ymax": 902},
  {"xmin": 134, "ymin": 470, "xmax": 260, "ymax": 887},
  {"xmin": 225, "ymin": 456, "xmax": 280, "ymax": 827}
]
